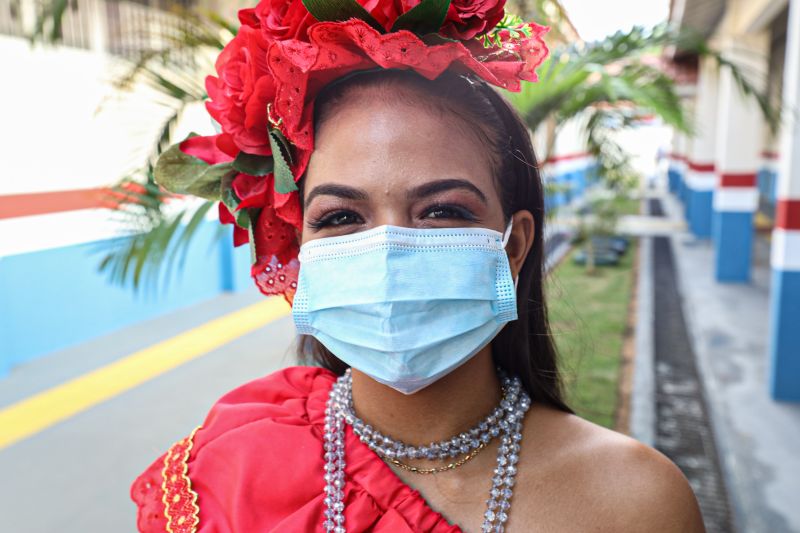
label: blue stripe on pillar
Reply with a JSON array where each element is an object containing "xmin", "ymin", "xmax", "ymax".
[
  {"xmin": 769, "ymin": 269, "xmax": 800, "ymax": 401},
  {"xmin": 757, "ymin": 168, "xmax": 770, "ymax": 198},
  {"xmin": 668, "ymin": 168, "xmax": 679, "ymax": 192},
  {"xmin": 770, "ymin": 170, "xmax": 779, "ymax": 204},
  {"xmin": 713, "ymin": 210, "xmax": 754, "ymax": 282},
  {"xmin": 689, "ymin": 189, "xmax": 713, "ymax": 238},
  {"xmin": 681, "ymin": 178, "xmax": 691, "ymax": 210},
  {"xmin": 576, "ymin": 168, "xmax": 585, "ymax": 198}
]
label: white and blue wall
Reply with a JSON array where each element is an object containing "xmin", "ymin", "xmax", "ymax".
[
  {"xmin": 0, "ymin": 34, "xmax": 254, "ymax": 377},
  {"xmin": 0, "ymin": 211, "xmax": 253, "ymax": 376}
]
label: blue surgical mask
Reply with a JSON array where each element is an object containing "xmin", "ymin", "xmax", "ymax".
[{"xmin": 292, "ymin": 223, "xmax": 518, "ymax": 394}]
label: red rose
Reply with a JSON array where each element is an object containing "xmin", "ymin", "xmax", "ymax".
[
  {"xmin": 205, "ymin": 25, "xmax": 274, "ymax": 155},
  {"xmin": 359, "ymin": 0, "xmax": 419, "ymax": 32},
  {"xmin": 254, "ymin": 0, "xmax": 317, "ymax": 41},
  {"xmin": 441, "ymin": 0, "xmax": 505, "ymax": 40}
]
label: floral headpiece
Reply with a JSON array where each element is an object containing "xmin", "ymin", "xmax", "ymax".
[{"xmin": 154, "ymin": 0, "xmax": 549, "ymax": 304}]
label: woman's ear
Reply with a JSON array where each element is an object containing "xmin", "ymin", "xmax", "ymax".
[{"xmin": 506, "ymin": 210, "xmax": 535, "ymax": 279}]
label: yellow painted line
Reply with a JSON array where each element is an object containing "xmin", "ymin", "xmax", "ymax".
[{"xmin": 0, "ymin": 298, "xmax": 290, "ymax": 450}]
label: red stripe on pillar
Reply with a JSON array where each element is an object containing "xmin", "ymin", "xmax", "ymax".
[
  {"xmin": 687, "ymin": 161, "xmax": 715, "ymax": 172},
  {"xmin": 776, "ymin": 199, "xmax": 800, "ymax": 230},
  {"xmin": 719, "ymin": 173, "xmax": 757, "ymax": 187},
  {"xmin": 760, "ymin": 151, "xmax": 779, "ymax": 160}
]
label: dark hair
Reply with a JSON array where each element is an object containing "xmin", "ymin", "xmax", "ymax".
[{"xmin": 297, "ymin": 69, "xmax": 572, "ymax": 413}]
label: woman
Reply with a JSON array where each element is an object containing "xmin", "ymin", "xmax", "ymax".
[{"xmin": 132, "ymin": 1, "xmax": 705, "ymax": 531}]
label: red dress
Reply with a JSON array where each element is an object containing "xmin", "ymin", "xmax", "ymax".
[{"xmin": 131, "ymin": 366, "xmax": 462, "ymax": 532}]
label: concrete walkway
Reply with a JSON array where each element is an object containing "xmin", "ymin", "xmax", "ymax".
[
  {"xmin": 0, "ymin": 292, "xmax": 296, "ymax": 533},
  {"xmin": 654, "ymin": 193, "xmax": 800, "ymax": 532}
]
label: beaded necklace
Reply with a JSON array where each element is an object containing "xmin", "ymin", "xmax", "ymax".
[{"xmin": 322, "ymin": 369, "xmax": 531, "ymax": 532}]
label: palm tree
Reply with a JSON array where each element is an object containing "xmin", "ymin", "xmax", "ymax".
[{"xmin": 31, "ymin": 1, "xmax": 778, "ymax": 290}]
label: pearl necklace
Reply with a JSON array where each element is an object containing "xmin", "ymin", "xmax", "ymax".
[{"xmin": 322, "ymin": 370, "xmax": 531, "ymax": 533}]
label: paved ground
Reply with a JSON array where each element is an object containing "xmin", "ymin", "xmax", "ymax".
[
  {"xmin": 649, "ymin": 198, "xmax": 733, "ymax": 532},
  {"xmin": 0, "ymin": 293, "xmax": 296, "ymax": 533},
  {"xmin": 655, "ymin": 193, "xmax": 800, "ymax": 533}
]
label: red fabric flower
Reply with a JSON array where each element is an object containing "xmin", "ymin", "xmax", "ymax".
[
  {"xmin": 254, "ymin": 0, "xmax": 318, "ymax": 41},
  {"xmin": 359, "ymin": 0, "xmax": 418, "ymax": 32},
  {"xmin": 252, "ymin": 206, "xmax": 300, "ymax": 302},
  {"xmin": 205, "ymin": 26, "xmax": 275, "ymax": 156},
  {"xmin": 218, "ymin": 202, "xmax": 250, "ymax": 247},
  {"xmin": 442, "ymin": 0, "xmax": 505, "ymax": 40},
  {"xmin": 178, "ymin": 134, "xmax": 234, "ymax": 164}
]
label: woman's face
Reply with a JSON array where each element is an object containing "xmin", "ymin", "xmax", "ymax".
[{"xmin": 301, "ymin": 96, "xmax": 507, "ymax": 244}]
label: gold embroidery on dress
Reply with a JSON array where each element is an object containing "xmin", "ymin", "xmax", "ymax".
[{"xmin": 161, "ymin": 426, "xmax": 202, "ymax": 533}]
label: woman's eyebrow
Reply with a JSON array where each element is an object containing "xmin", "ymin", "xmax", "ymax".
[
  {"xmin": 305, "ymin": 183, "xmax": 369, "ymax": 207},
  {"xmin": 407, "ymin": 178, "xmax": 487, "ymax": 204}
]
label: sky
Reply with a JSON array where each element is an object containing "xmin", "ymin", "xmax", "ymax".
[{"xmin": 558, "ymin": 0, "xmax": 671, "ymax": 42}]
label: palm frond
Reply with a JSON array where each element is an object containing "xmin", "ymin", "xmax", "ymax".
[{"xmin": 95, "ymin": 200, "xmax": 220, "ymax": 293}]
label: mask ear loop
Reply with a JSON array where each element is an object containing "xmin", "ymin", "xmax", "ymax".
[{"xmin": 501, "ymin": 218, "xmax": 520, "ymax": 290}]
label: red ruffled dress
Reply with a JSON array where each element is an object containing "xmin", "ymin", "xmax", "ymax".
[{"xmin": 131, "ymin": 366, "xmax": 462, "ymax": 532}]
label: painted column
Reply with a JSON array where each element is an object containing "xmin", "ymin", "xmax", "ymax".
[
  {"xmin": 667, "ymin": 133, "xmax": 683, "ymax": 193},
  {"xmin": 757, "ymin": 150, "xmax": 779, "ymax": 217},
  {"xmin": 685, "ymin": 59, "xmax": 718, "ymax": 238},
  {"xmin": 769, "ymin": 0, "xmax": 800, "ymax": 401},
  {"xmin": 675, "ymin": 134, "xmax": 690, "ymax": 208},
  {"xmin": 712, "ymin": 33, "xmax": 768, "ymax": 282}
]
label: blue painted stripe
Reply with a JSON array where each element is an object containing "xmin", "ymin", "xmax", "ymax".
[
  {"xmin": 0, "ymin": 220, "xmax": 255, "ymax": 375},
  {"xmin": 713, "ymin": 210, "xmax": 753, "ymax": 282},
  {"xmin": 689, "ymin": 189, "xmax": 713, "ymax": 238},
  {"xmin": 679, "ymin": 175, "xmax": 690, "ymax": 211},
  {"xmin": 769, "ymin": 269, "xmax": 800, "ymax": 401},
  {"xmin": 757, "ymin": 168, "xmax": 779, "ymax": 207}
]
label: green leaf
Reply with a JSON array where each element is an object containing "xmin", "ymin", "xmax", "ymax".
[
  {"xmin": 302, "ymin": 0, "xmax": 385, "ymax": 33},
  {"xmin": 391, "ymin": 0, "xmax": 450, "ymax": 35},
  {"xmin": 247, "ymin": 209, "xmax": 262, "ymax": 265},
  {"xmin": 220, "ymin": 171, "xmax": 252, "ymax": 229},
  {"xmin": 421, "ymin": 33, "xmax": 459, "ymax": 46},
  {"xmin": 233, "ymin": 151, "xmax": 274, "ymax": 176},
  {"xmin": 268, "ymin": 130, "xmax": 298, "ymax": 194},
  {"xmin": 154, "ymin": 137, "xmax": 233, "ymax": 200}
]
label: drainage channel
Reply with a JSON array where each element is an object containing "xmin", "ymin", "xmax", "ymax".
[{"xmin": 649, "ymin": 198, "xmax": 734, "ymax": 533}]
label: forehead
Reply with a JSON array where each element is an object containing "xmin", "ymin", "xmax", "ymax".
[{"xmin": 304, "ymin": 95, "xmax": 496, "ymax": 195}]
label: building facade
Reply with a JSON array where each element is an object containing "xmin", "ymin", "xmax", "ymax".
[{"xmin": 668, "ymin": 0, "xmax": 800, "ymax": 401}]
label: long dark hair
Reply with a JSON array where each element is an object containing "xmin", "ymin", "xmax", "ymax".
[{"xmin": 297, "ymin": 69, "xmax": 571, "ymax": 414}]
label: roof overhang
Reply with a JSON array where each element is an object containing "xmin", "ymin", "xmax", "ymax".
[{"xmin": 670, "ymin": 0, "xmax": 726, "ymax": 39}]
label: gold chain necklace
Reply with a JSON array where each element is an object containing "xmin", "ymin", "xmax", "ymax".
[{"xmin": 381, "ymin": 442, "xmax": 487, "ymax": 475}]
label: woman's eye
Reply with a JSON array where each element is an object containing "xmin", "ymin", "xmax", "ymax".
[
  {"xmin": 423, "ymin": 205, "xmax": 475, "ymax": 220},
  {"xmin": 310, "ymin": 210, "xmax": 363, "ymax": 229}
]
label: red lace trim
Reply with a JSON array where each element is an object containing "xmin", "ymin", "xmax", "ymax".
[{"xmin": 161, "ymin": 426, "xmax": 202, "ymax": 533}]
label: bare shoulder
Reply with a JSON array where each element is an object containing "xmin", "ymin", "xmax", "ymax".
[{"xmin": 513, "ymin": 406, "xmax": 706, "ymax": 532}]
